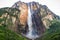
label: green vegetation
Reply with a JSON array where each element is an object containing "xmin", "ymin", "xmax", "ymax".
[
  {"xmin": 41, "ymin": 20, "xmax": 60, "ymax": 40},
  {"xmin": 0, "ymin": 7, "xmax": 27, "ymax": 40},
  {"xmin": 0, "ymin": 7, "xmax": 20, "ymax": 17},
  {"xmin": 0, "ymin": 25, "xmax": 27, "ymax": 40}
]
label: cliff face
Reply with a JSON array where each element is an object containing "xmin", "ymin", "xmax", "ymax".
[
  {"xmin": 0, "ymin": 7, "xmax": 20, "ymax": 32},
  {"xmin": 0, "ymin": 1, "xmax": 59, "ymax": 33},
  {"xmin": 12, "ymin": 1, "xmax": 59, "ymax": 29},
  {"xmin": 12, "ymin": 1, "xmax": 60, "ymax": 39}
]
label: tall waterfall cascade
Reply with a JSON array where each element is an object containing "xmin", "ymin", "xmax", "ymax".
[{"xmin": 25, "ymin": 4, "xmax": 39, "ymax": 39}]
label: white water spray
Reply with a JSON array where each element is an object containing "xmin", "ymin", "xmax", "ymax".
[
  {"xmin": 25, "ymin": 5, "xmax": 39, "ymax": 39},
  {"xmin": 26, "ymin": 5, "xmax": 33, "ymax": 39}
]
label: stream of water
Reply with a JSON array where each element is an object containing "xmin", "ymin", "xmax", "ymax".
[{"xmin": 25, "ymin": 4, "xmax": 39, "ymax": 39}]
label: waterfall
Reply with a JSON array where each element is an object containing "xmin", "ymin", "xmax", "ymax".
[
  {"xmin": 25, "ymin": 5, "xmax": 39, "ymax": 39},
  {"xmin": 27, "ymin": 5, "xmax": 33, "ymax": 38},
  {"xmin": 20, "ymin": 3, "xmax": 46, "ymax": 40},
  {"xmin": 18, "ymin": 2, "xmax": 46, "ymax": 40}
]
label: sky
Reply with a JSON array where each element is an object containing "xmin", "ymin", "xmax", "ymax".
[{"xmin": 0, "ymin": 0, "xmax": 60, "ymax": 16}]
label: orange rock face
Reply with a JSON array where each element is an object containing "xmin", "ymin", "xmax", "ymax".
[{"xmin": 19, "ymin": 3, "xmax": 28, "ymax": 26}]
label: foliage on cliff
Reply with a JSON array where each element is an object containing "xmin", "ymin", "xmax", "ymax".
[
  {"xmin": 0, "ymin": 25, "xmax": 27, "ymax": 40},
  {"xmin": 41, "ymin": 20, "xmax": 60, "ymax": 40},
  {"xmin": 0, "ymin": 8, "xmax": 27, "ymax": 40}
]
